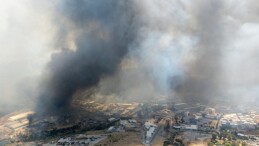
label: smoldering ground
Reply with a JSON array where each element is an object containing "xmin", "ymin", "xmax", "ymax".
[{"xmin": 1, "ymin": 0, "xmax": 259, "ymax": 116}]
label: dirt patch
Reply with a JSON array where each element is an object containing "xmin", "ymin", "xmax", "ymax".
[{"xmin": 95, "ymin": 132, "xmax": 143, "ymax": 146}]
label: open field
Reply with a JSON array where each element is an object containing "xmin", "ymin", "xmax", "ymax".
[{"xmin": 95, "ymin": 132, "xmax": 142, "ymax": 146}]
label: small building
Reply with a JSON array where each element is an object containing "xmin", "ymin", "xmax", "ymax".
[
  {"xmin": 173, "ymin": 126, "xmax": 181, "ymax": 129},
  {"xmin": 120, "ymin": 119, "xmax": 137, "ymax": 129},
  {"xmin": 182, "ymin": 125, "xmax": 198, "ymax": 130},
  {"xmin": 144, "ymin": 121, "xmax": 157, "ymax": 143},
  {"xmin": 146, "ymin": 127, "xmax": 156, "ymax": 141},
  {"xmin": 108, "ymin": 117, "xmax": 117, "ymax": 123},
  {"xmin": 128, "ymin": 119, "xmax": 137, "ymax": 123},
  {"xmin": 205, "ymin": 114, "xmax": 217, "ymax": 119},
  {"xmin": 107, "ymin": 126, "xmax": 116, "ymax": 132},
  {"xmin": 8, "ymin": 111, "xmax": 34, "ymax": 121},
  {"xmin": 205, "ymin": 108, "xmax": 216, "ymax": 115},
  {"xmin": 144, "ymin": 121, "xmax": 157, "ymax": 129},
  {"xmin": 57, "ymin": 137, "xmax": 71, "ymax": 144}
]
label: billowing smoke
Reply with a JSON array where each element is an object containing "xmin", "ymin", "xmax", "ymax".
[
  {"xmin": 37, "ymin": 0, "xmax": 259, "ymax": 115},
  {"xmin": 0, "ymin": 1, "xmax": 55, "ymax": 116},
  {"xmin": 176, "ymin": 0, "xmax": 225, "ymax": 103},
  {"xmin": 1, "ymin": 0, "xmax": 259, "ymax": 116},
  {"xmin": 36, "ymin": 0, "xmax": 137, "ymax": 115},
  {"xmin": 94, "ymin": 0, "xmax": 259, "ymax": 105}
]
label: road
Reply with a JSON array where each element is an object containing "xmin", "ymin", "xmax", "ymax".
[{"xmin": 151, "ymin": 119, "xmax": 166, "ymax": 145}]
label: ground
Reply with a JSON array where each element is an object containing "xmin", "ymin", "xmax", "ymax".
[
  {"xmin": 95, "ymin": 132, "xmax": 142, "ymax": 146},
  {"xmin": 152, "ymin": 134, "xmax": 165, "ymax": 146},
  {"xmin": 186, "ymin": 141, "xmax": 208, "ymax": 146}
]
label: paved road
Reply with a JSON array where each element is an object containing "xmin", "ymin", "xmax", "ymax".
[{"xmin": 151, "ymin": 119, "xmax": 165, "ymax": 145}]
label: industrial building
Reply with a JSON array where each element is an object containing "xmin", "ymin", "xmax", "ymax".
[
  {"xmin": 4, "ymin": 111, "xmax": 34, "ymax": 131},
  {"xmin": 144, "ymin": 121, "xmax": 158, "ymax": 144}
]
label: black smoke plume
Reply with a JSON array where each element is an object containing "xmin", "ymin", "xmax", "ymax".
[{"xmin": 37, "ymin": 0, "xmax": 136, "ymax": 115}]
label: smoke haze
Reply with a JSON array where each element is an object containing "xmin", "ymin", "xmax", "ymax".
[{"xmin": 1, "ymin": 0, "xmax": 259, "ymax": 115}]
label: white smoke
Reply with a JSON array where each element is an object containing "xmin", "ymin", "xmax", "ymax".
[
  {"xmin": 99, "ymin": 0, "xmax": 259, "ymax": 104},
  {"xmin": 0, "ymin": 0, "xmax": 56, "ymax": 113}
]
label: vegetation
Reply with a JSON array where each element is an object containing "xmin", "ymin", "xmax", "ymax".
[
  {"xmin": 208, "ymin": 140, "xmax": 248, "ymax": 146},
  {"xmin": 164, "ymin": 120, "xmax": 170, "ymax": 132},
  {"xmin": 208, "ymin": 130, "xmax": 249, "ymax": 146}
]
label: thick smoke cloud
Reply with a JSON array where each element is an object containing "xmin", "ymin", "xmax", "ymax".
[
  {"xmin": 96, "ymin": 0, "xmax": 224, "ymax": 102},
  {"xmin": 96, "ymin": 0, "xmax": 198, "ymax": 101},
  {"xmin": 0, "ymin": 1, "xmax": 55, "ymax": 116},
  {"xmin": 37, "ymin": 0, "xmax": 136, "ymax": 115},
  {"xmin": 2, "ymin": 0, "xmax": 259, "ymax": 116},
  {"xmin": 176, "ymin": 0, "xmax": 225, "ymax": 102},
  {"xmin": 96, "ymin": 0, "xmax": 259, "ymax": 105},
  {"xmin": 37, "ymin": 0, "xmax": 259, "ymax": 114}
]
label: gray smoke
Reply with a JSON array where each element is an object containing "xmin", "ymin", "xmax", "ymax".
[
  {"xmin": 96, "ymin": 0, "xmax": 224, "ymax": 102},
  {"xmin": 2, "ymin": 0, "xmax": 259, "ymax": 116},
  {"xmin": 22, "ymin": 0, "xmax": 259, "ymax": 115},
  {"xmin": 175, "ymin": 0, "xmax": 225, "ymax": 103},
  {"xmin": 95, "ymin": 0, "xmax": 259, "ymax": 105},
  {"xmin": 37, "ymin": 0, "xmax": 137, "ymax": 115}
]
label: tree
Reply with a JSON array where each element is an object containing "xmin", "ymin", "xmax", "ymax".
[
  {"xmin": 163, "ymin": 140, "xmax": 170, "ymax": 146},
  {"xmin": 223, "ymin": 140, "xmax": 232, "ymax": 146},
  {"xmin": 164, "ymin": 120, "xmax": 170, "ymax": 131},
  {"xmin": 208, "ymin": 142, "xmax": 214, "ymax": 146},
  {"xmin": 212, "ymin": 133, "xmax": 217, "ymax": 141}
]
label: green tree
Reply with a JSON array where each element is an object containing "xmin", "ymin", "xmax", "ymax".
[
  {"xmin": 223, "ymin": 140, "xmax": 232, "ymax": 146},
  {"xmin": 224, "ymin": 143, "xmax": 231, "ymax": 146},
  {"xmin": 208, "ymin": 142, "xmax": 214, "ymax": 146}
]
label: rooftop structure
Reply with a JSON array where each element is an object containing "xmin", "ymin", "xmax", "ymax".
[
  {"xmin": 8, "ymin": 111, "xmax": 34, "ymax": 121},
  {"xmin": 144, "ymin": 120, "xmax": 158, "ymax": 144},
  {"xmin": 221, "ymin": 113, "xmax": 257, "ymax": 130},
  {"xmin": 205, "ymin": 108, "xmax": 216, "ymax": 115},
  {"xmin": 4, "ymin": 111, "xmax": 34, "ymax": 131},
  {"xmin": 144, "ymin": 121, "xmax": 157, "ymax": 129},
  {"xmin": 182, "ymin": 125, "xmax": 198, "ymax": 130},
  {"xmin": 146, "ymin": 127, "xmax": 156, "ymax": 141},
  {"xmin": 120, "ymin": 119, "xmax": 138, "ymax": 129}
]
